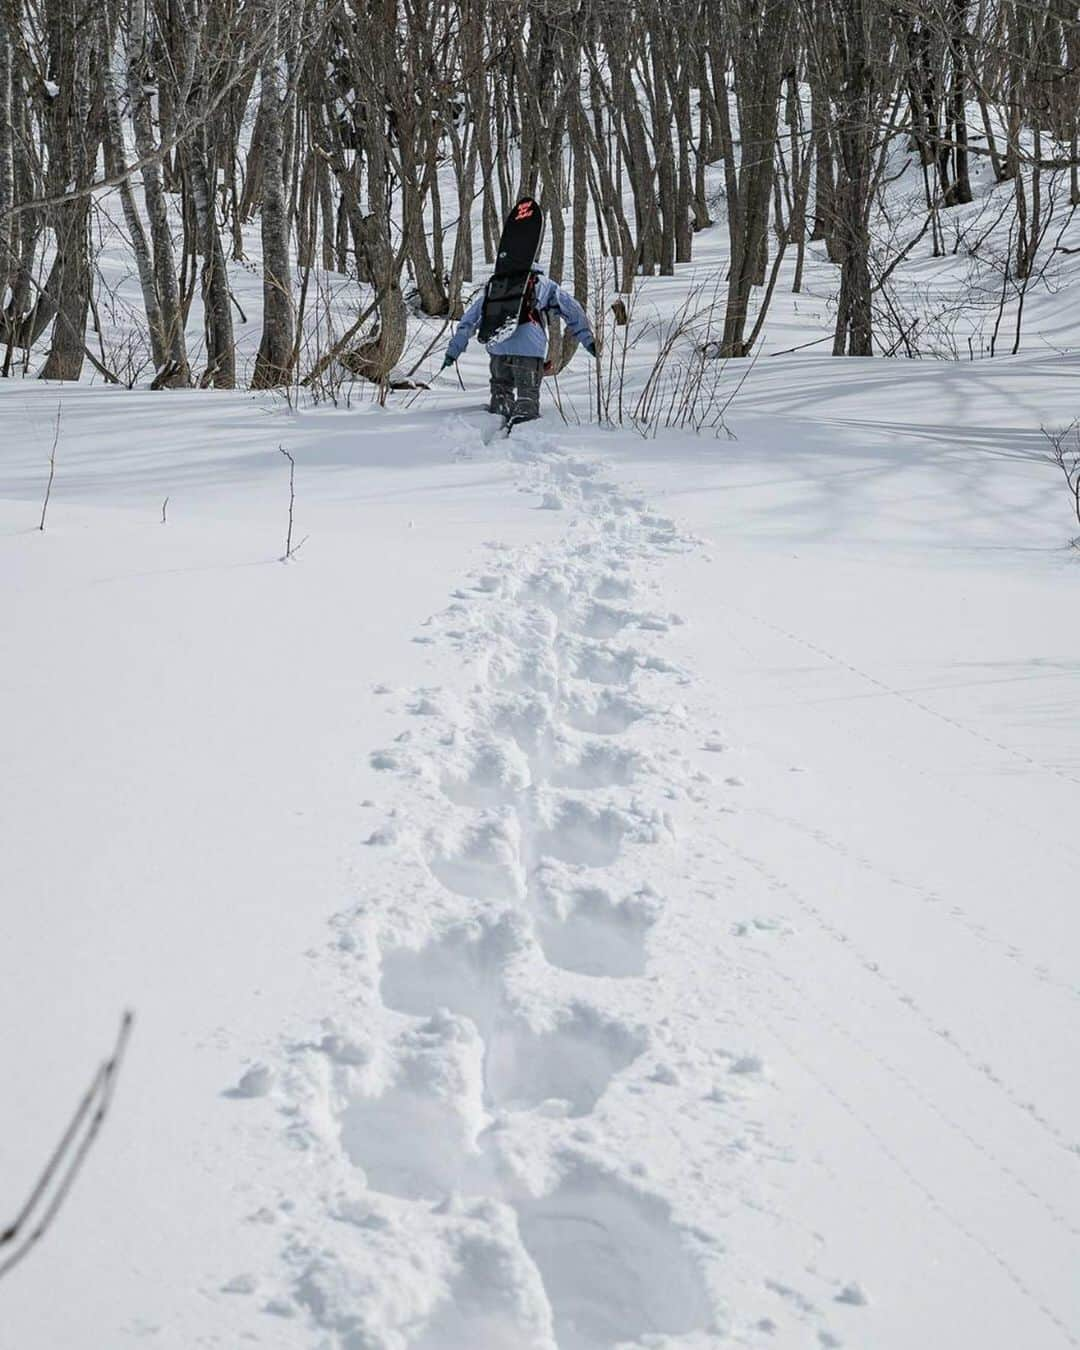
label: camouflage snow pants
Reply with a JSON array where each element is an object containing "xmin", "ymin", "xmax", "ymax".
[{"xmin": 488, "ymin": 354, "xmax": 543, "ymax": 422}]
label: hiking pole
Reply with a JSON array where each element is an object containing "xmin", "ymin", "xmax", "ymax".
[{"xmin": 403, "ymin": 357, "xmax": 464, "ymax": 410}]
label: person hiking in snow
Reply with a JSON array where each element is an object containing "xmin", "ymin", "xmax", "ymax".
[{"xmin": 440, "ymin": 264, "xmax": 597, "ymax": 424}]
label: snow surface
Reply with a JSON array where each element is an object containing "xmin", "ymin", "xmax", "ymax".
[{"xmin": 3, "ymin": 155, "xmax": 1080, "ymax": 1348}]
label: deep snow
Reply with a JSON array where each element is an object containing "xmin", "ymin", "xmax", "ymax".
[{"xmin": 3, "ymin": 148, "xmax": 1080, "ymax": 1348}]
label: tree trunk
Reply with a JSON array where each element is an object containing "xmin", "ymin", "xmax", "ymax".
[
  {"xmin": 187, "ymin": 137, "xmax": 236, "ymax": 388},
  {"xmin": 99, "ymin": 6, "xmax": 168, "ymax": 372},
  {"xmin": 253, "ymin": 2, "xmax": 295, "ymax": 388},
  {"xmin": 829, "ymin": 0, "xmax": 877, "ymax": 357},
  {"xmin": 720, "ymin": 3, "xmax": 791, "ymax": 357},
  {"xmin": 945, "ymin": 0, "xmax": 973, "ymax": 206},
  {"xmin": 0, "ymin": 26, "xmax": 13, "ymax": 328},
  {"xmin": 344, "ymin": 26, "xmax": 407, "ymax": 385},
  {"xmin": 126, "ymin": 0, "xmax": 190, "ymax": 384}
]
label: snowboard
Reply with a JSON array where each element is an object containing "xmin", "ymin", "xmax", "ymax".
[{"xmin": 478, "ymin": 197, "xmax": 544, "ymax": 344}]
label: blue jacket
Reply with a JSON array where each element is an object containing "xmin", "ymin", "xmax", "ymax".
[{"xmin": 446, "ymin": 267, "xmax": 594, "ymax": 361}]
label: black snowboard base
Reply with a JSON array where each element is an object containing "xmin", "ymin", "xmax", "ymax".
[
  {"xmin": 494, "ymin": 197, "xmax": 543, "ymax": 275},
  {"xmin": 478, "ymin": 197, "xmax": 544, "ymax": 344}
]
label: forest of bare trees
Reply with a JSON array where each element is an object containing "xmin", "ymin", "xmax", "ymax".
[{"xmin": 1, "ymin": 0, "xmax": 1079, "ymax": 390}]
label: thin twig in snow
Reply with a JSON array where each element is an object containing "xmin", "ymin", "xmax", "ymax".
[
  {"xmin": 279, "ymin": 445, "xmax": 299, "ymax": 560},
  {"xmin": 38, "ymin": 403, "xmax": 61, "ymax": 532},
  {"xmin": 1041, "ymin": 422, "xmax": 1080, "ymax": 546}
]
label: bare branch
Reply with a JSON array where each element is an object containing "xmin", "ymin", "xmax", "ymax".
[{"xmin": 0, "ymin": 1011, "xmax": 135, "ymax": 1283}]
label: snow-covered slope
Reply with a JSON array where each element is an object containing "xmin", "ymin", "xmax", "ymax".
[{"xmin": 3, "ymin": 155, "xmax": 1080, "ymax": 1348}]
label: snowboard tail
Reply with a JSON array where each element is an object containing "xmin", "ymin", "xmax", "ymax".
[
  {"xmin": 478, "ymin": 197, "xmax": 544, "ymax": 344},
  {"xmin": 479, "ymin": 273, "xmax": 531, "ymax": 343}
]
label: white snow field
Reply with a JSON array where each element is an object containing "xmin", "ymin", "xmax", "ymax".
[{"xmin": 4, "ymin": 187, "xmax": 1080, "ymax": 1346}]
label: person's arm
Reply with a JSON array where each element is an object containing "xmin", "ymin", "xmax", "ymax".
[
  {"xmin": 444, "ymin": 291, "xmax": 485, "ymax": 362},
  {"xmin": 549, "ymin": 283, "xmax": 596, "ymax": 354}
]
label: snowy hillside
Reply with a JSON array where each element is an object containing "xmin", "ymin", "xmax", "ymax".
[{"xmin": 4, "ymin": 145, "xmax": 1080, "ymax": 1350}]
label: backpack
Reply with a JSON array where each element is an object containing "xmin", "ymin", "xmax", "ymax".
[{"xmin": 520, "ymin": 272, "xmax": 546, "ymax": 328}]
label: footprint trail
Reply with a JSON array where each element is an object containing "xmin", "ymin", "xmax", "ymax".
[{"xmin": 230, "ymin": 425, "xmax": 859, "ymax": 1349}]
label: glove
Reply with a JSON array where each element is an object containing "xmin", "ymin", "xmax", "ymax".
[
  {"xmin": 583, "ymin": 339, "xmax": 597, "ymax": 359},
  {"xmin": 440, "ymin": 354, "xmax": 455, "ymax": 371}
]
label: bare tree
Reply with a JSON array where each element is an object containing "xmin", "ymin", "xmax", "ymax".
[{"xmin": 3, "ymin": 0, "xmax": 1080, "ymax": 386}]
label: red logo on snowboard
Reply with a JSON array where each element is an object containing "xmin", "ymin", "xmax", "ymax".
[{"xmin": 514, "ymin": 201, "xmax": 534, "ymax": 220}]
